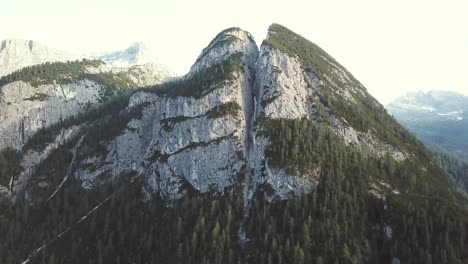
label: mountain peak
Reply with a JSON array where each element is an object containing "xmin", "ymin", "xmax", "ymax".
[
  {"xmin": 86, "ymin": 42, "xmax": 158, "ymax": 68},
  {"xmin": 0, "ymin": 39, "xmax": 72, "ymax": 77},
  {"xmin": 213, "ymin": 27, "xmax": 252, "ymax": 40},
  {"xmin": 1, "ymin": 39, "xmax": 38, "ymax": 51},
  {"xmin": 189, "ymin": 27, "xmax": 258, "ymax": 76}
]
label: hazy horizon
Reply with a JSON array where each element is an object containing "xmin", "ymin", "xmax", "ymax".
[{"xmin": 2, "ymin": 0, "xmax": 467, "ymax": 104}]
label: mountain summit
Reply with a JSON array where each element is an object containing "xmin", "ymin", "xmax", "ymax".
[
  {"xmin": 86, "ymin": 42, "xmax": 161, "ymax": 67},
  {"xmin": 0, "ymin": 24, "xmax": 466, "ymax": 264},
  {"xmin": 0, "ymin": 39, "xmax": 73, "ymax": 77}
]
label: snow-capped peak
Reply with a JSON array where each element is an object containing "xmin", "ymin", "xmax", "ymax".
[
  {"xmin": 386, "ymin": 90, "xmax": 468, "ymax": 122},
  {"xmin": 85, "ymin": 42, "xmax": 159, "ymax": 68}
]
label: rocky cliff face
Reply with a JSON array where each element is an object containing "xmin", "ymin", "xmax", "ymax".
[
  {"xmin": 0, "ymin": 62, "xmax": 169, "ymax": 203},
  {"xmin": 0, "ymin": 39, "xmax": 73, "ymax": 77},
  {"xmin": 0, "ymin": 79, "xmax": 105, "ymax": 150},
  {"xmin": 0, "ymin": 39, "xmax": 172, "ymax": 150},
  {"xmin": 2, "ymin": 24, "xmax": 466, "ymax": 264},
  {"xmin": 73, "ymin": 28, "xmax": 258, "ymax": 203},
  {"xmin": 5, "ymin": 25, "xmax": 414, "ymax": 205}
]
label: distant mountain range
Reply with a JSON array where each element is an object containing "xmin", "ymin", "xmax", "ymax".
[
  {"xmin": 0, "ymin": 39, "xmax": 73, "ymax": 77},
  {"xmin": 387, "ymin": 90, "xmax": 468, "ymax": 161},
  {"xmin": 84, "ymin": 42, "xmax": 163, "ymax": 68},
  {"xmin": 0, "ymin": 39, "xmax": 171, "ymax": 77}
]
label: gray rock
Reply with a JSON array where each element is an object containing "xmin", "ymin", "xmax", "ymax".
[{"xmin": 6, "ymin": 27, "xmax": 409, "ymax": 205}]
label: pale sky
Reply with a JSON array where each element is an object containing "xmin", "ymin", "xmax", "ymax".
[{"xmin": 1, "ymin": 0, "xmax": 467, "ymax": 104}]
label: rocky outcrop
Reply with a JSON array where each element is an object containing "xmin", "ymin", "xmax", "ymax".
[
  {"xmin": 0, "ymin": 79, "xmax": 105, "ymax": 150},
  {"xmin": 254, "ymin": 44, "xmax": 317, "ymax": 120}
]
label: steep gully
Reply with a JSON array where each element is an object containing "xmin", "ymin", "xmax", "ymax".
[{"xmin": 239, "ymin": 44, "xmax": 261, "ymax": 251}]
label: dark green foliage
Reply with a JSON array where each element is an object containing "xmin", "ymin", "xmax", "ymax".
[
  {"xmin": 23, "ymin": 93, "xmax": 134, "ymax": 152},
  {"xmin": 149, "ymin": 52, "xmax": 243, "ymax": 98},
  {"xmin": 1, "ymin": 176, "xmax": 466, "ymax": 264},
  {"xmin": 0, "ymin": 175, "xmax": 107, "ymax": 264},
  {"xmin": 0, "ymin": 148, "xmax": 22, "ymax": 186},
  {"xmin": 0, "ymin": 59, "xmax": 103, "ymax": 87},
  {"xmin": 78, "ymin": 72, "xmax": 137, "ymax": 98},
  {"xmin": 160, "ymin": 115, "xmax": 191, "ymax": 132},
  {"xmin": 82, "ymin": 101, "xmax": 148, "ymax": 150},
  {"xmin": 260, "ymin": 94, "xmax": 279, "ymax": 108},
  {"xmin": 0, "ymin": 59, "xmax": 137, "ymax": 102},
  {"xmin": 1, "ymin": 117, "xmax": 467, "ymax": 263},
  {"xmin": 266, "ymin": 24, "xmax": 340, "ymax": 81},
  {"xmin": 25, "ymin": 142, "xmax": 77, "ymax": 204},
  {"xmin": 0, "ymin": 175, "xmax": 244, "ymax": 264},
  {"xmin": 257, "ymin": 118, "xmax": 455, "ymax": 200},
  {"xmin": 433, "ymin": 151, "xmax": 468, "ymax": 197},
  {"xmin": 251, "ymin": 117, "xmax": 467, "ymax": 263},
  {"xmin": 160, "ymin": 102, "xmax": 241, "ymax": 132},
  {"xmin": 247, "ymin": 170, "xmax": 368, "ymax": 264},
  {"xmin": 206, "ymin": 102, "xmax": 242, "ymax": 119},
  {"xmin": 389, "ymin": 194, "xmax": 467, "ymax": 264},
  {"xmin": 256, "ymin": 118, "xmax": 324, "ymax": 176}
]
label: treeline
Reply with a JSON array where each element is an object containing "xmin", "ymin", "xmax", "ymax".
[{"xmin": 0, "ymin": 59, "xmax": 138, "ymax": 100}]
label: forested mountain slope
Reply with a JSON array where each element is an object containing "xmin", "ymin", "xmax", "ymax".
[
  {"xmin": 0, "ymin": 24, "xmax": 467, "ymax": 264},
  {"xmin": 433, "ymin": 151, "xmax": 468, "ymax": 199}
]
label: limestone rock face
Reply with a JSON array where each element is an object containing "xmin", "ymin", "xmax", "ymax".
[
  {"xmin": 0, "ymin": 79, "xmax": 104, "ymax": 151},
  {"xmin": 0, "ymin": 43, "xmax": 171, "ymax": 151},
  {"xmin": 72, "ymin": 28, "xmax": 259, "ymax": 202},
  {"xmin": 0, "ymin": 39, "xmax": 73, "ymax": 77},
  {"xmin": 5, "ymin": 26, "xmax": 410, "ymax": 205},
  {"xmin": 254, "ymin": 44, "xmax": 315, "ymax": 120}
]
